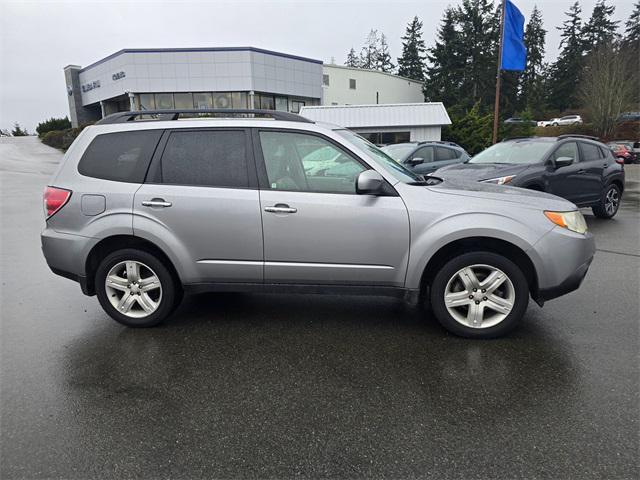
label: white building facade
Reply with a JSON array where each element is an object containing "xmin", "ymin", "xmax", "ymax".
[
  {"xmin": 300, "ymin": 103, "xmax": 451, "ymax": 145},
  {"xmin": 321, "ymin": 64, "xmax": 423, "ymax": 106}
]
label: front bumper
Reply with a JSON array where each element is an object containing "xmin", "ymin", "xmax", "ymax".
[
  {"xmin": 536, "ymin": 256, "xmax": 593, "ymax": 302},
  {"xmin": 530, "ymin": 226, "xmax": 596, "ymax": 305}
]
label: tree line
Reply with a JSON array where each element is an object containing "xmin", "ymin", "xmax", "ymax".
[{"xmin": 344, "ymin": 0, "xmax": 639, "ymax": 151}]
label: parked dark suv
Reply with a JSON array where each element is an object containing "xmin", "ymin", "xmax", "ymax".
[
  {"xmin": 381, "ymin": 141, "xmax": 470, "ymax": 175},
  {"xmin": 434, "ymin": 135, "xmax": 625, "ymax": 218}
]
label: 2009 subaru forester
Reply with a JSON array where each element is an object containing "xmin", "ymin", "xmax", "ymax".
[{"xmin": 41, "ymin": 110, "xmax": 595, "ymax": 338}]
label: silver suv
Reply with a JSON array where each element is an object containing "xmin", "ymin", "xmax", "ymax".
[{"xmin": 41, "ymin": 110, "xmax": 595, "ymax": 338}]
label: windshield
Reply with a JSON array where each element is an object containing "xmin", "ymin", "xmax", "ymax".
[
  {"xmin": 335, "ymin": 129, "xmax": 421, "ymax": 182},
  {"xmin": 381, "ymin": 144, "xmax": 416, "ymax": 162},
  {"xmin": 468, "ymin": 141, "xmax": 554, "ymax": 165}
]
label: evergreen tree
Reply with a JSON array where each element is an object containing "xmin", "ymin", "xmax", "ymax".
[
  {"xmin": 345, "ymin": 47, "xmax": 360, "ymax": 67},
  {"xmin": 397, "ymin": 16, "xmax": 426, "ymax": 80},
  {"xmin": 455, "ymin": 0, "xmax": 500, "ymax": 110},
  {"xmin": 423, "ymin": 8, "xmax": 463, "ymax": 108},
  {"xmin": 547, "ymin": 2, "xmax": 585, "ymax": 111},
  {"xmin": 582, "ymin": 0, "xmax": 619, "ymax": 53},
  {"xmin": 520, "ymin": 5, "xmax": 547, "ymax": 117},
  {"xmin": 11, "ymin": 123, "xmax": 28, "ymax": 136},
  {"xmin": 376, "ymin": 34, "xmax": 395, "ymax": 72},
  {"xmin": 623, "ymin": 1, "xmax": 640, "ymax": 48}
]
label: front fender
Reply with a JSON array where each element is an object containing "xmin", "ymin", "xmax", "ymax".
[{"xmin": 405, "ymin": 212, "xmax": 551, "ymax": 289}]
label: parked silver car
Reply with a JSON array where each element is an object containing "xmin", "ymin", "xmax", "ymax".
[{"xmin": 41, "ymin": 110, "xmax": 595, "ymax": 338}]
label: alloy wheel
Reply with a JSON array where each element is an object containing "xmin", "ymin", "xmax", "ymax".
[
  {"xmin": 105, "ymin": 260, "xmax": 163, "ymax": 318},
  {"xmin": 443, "ymin": 264, "xmax": 515, "ymax": 329},
  {"xmin": 604, "ymin": 187, "xmax": 619, "ymax": 216}
]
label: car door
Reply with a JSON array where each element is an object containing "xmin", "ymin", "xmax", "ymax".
[
  {"xmin": 546, "ymin": 141, "xmax": 591, "ymax": 205},
  {"xmin": 577, "ymin": 142, "xmax": 608, "ymax": 204},
  {"xmin": 255, "ymin": 129, "xmax": 410, "ymax": 287},
  {"xmin": 133, "ymin": 128, "xmax": 264, "ymax": 283},
  {"xmin": 405, "ymin": 146, "xmax": 437, "ymax": 175}
]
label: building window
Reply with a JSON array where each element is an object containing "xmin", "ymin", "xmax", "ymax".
[
  {"xmin": 193, "ymin": 92, "xmax": 213, "ymax": 109},
  {"xmin": 213, "ymin": 92, "xmax": 232, "ymax": 109},
  {"xmin": 323, "ymin": 74, "xmax": 330, "ymax": 86},
  {"xmin": 174, "ymin": 93, "xmax": 194, "ymax": 109},
  {"xmin": 349, "ymin": 79, "xmax": 356, "ymax": 90},
  {"xmin": 138, "ymin": 93, "xmax": 156, "ymax": 110},
  {"xmin": 361, "ymin": 131, "xmax": 410, "ymax": 145},
  {"xmin": 155, "ymin": 93, "xmax": 174, "ymax": 110},
  {"xmin": 275, "ymin": 97, "xmax": 288, "ymax": 111},
  {"xmin": 231, "ymin": 92, "xmax": 248, "ymax": 109},
  {"xmin": 290, "ymin": 100, "xmax": 305, "ymax": 113}
]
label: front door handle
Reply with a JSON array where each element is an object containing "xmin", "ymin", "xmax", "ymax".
[
  {"xmin": 577, "ymin": 169, "xmax": 586, "ymax": 174},
  {"xmin": 142, "ymin": 199, "xmax": 172, "ymax": 208},
  {"xmin": 264, "ymin": 203, "xmax": 297, "ymax": 214}
]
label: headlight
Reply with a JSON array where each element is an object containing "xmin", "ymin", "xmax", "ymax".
[
  {"xmin": 482, "ymin": 175, "xmax": 516, "ymax": 185},
  {"xmin": 544, "ymin": 210, "xmax": 588, "ymax": 234}
]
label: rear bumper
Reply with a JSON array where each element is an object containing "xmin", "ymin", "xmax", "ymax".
[{"xmin": 41, "ymin": 227, "xmax": 97, "ymax": 295}]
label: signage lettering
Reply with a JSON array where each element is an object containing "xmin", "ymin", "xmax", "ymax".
[{"xmin": 81, "ymin": 80, "xmax": 101, "ymax": 92}]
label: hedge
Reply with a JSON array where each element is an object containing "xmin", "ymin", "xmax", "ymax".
[{"xmin": 41, "ymin": 127, "xmax": 84, "ymax": 151}]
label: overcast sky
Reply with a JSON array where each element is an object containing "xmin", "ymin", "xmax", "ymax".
[{"xmin": 0, "ymin": 0, "xmax": 635, "ymax": 132}]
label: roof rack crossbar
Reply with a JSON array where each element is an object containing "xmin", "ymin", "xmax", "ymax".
[
  {"xmin": 557, "ymin": 134, "xmax": 599, "ymax": 141},
  {"xmin": 95, "ymin": 109, "xmax": 313, "ymax": 125}
]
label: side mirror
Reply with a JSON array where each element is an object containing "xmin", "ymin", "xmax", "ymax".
[
  {"xmin": 554, "ymin": 156, "xmax": 574, "ymax": 168},
  {"xmin": 356, "ymin": 170, "xmax": 384, "ymax": 195},
  {"xmin": 407, "ymin": 157, "xmax": 424, "ymax": 166}
]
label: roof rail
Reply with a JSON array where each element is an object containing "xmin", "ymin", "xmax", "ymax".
[
  {"xmin": 501, "ymin": 136, "xmax": 539, "ymax": 142},
  {"xmin": 418, "ymin": 140, "xmax": 461, "ymax": 147},
  {"xmin": 557, "ymin": 134, "xmax": 600, "ymax": 141},
  {"xmin": 95, "ymin": 109, "xmax": 313, "ymax": 125}
]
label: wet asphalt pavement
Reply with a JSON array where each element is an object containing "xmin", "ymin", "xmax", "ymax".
[{"xmin": 1, "ymin": 137, "xmax": 639, "ymax": 479}]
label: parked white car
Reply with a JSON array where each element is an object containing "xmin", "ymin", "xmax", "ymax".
[
  {"xmin": 539, "ymin": 115, "xmax": 583, "ymax": 127},
  {"xmin": 538, "ymin": 118, "xmax": 559, "ymax": 127}
]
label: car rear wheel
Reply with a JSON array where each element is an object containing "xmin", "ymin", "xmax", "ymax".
[
  {"xmin": 592, "ymin": 184, "xmax": 621, "ymax": 219},
  {"xmin": 95, "ymin": 249, "xmax": 178, "ymax": 327},
  {"xmin": 429, "ymin": 252, "xmax": 529, "ymax": 338}
]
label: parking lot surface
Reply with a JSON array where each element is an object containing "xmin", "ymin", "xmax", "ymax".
[{"xmin": 1, "ymin": 137, "xmax": 639, "ymax": 479}]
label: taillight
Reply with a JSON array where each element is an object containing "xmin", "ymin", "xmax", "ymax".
[
  {"xmin": 615, "ymin": 157, "xmax": 625, "ymax": 165},
  {"xmin": 44, "ymin": 186, "xmax": 72, "ymax": 219}
]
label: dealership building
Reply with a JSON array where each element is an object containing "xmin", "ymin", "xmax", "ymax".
[{"xmin": 64, "ymin": 47, "xmax": 437, "ymax": 137}]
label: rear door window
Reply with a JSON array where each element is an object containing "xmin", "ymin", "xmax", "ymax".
[
  {"xmin": 160, "ymin": 130, "xmax": 249, "ymax": 188},
  {"xmin": 78, "ymin": 130, "xmax": 162, "ymax": 183},
  {"xmin": 580, "ymin": 142, "xmax": 604, "ymax": 162},
  {"xmin": 435, "ymin": 147, "xmax": 458, "ymax": 161}
]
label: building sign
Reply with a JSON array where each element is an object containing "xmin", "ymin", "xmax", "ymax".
[
  {"xmin": 81, "ymin": 80, "xmax": 100, "ymax": 92},
  {"xmin": 112, "ymin": 71, "xmax": 126, "ymax": 81}
]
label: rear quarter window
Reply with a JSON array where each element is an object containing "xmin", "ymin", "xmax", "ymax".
[{"xmin": 78, "ymin": 130, "xmax": 162, "ymax": 183}]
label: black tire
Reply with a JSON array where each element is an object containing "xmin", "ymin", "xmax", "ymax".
[
  {"xmin": 429, "ymin": 252, "xmax": 529, "ymax": 339},
  {"xmin": 592, "ymin": 183, "xmax": 621, "ymax": 219},
  {"xmin": 552, "ymin": 122, "xmax": 559, "ymax": 127},
  {"xmin": 95, "ymin": 248, "xmax": 179, "ymax": 327}
]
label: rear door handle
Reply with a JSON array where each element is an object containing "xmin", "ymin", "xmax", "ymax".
[
  {"xmin": 264, "ymin": 203, "xmax": 297, "ymax": 214},
  {"xmin": 142, "ymin": 199, "xmax": 172, "ymax": 208},
  {"xmin": 577, "ymin": 169, "xmax": 586, "ymax": 174}
]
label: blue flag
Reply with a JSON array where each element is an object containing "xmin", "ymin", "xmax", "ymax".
[{"xmin": 501, "ymin": 0, "xmax": 526, "ymax": 71}]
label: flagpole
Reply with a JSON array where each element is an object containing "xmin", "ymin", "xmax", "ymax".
[{"xmin": 492, "ymin": 0, "xmax": 507, "ymax": 144}]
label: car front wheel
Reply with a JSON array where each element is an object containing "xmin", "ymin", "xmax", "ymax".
[
  {"xmin": 95, "ymin": 249, "xmax": 178, "ymax": 327},
  {"xmin": 429, "ymin": 252, "xmax": 529, "ymax": 338}
]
